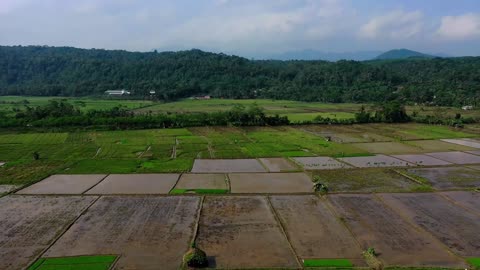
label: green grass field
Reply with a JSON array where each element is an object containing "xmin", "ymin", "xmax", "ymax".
[
  {"xmin": 303, "ymin": 258, "xmax": 353, "ymax": 267},
  {"xmin": 467, "ymin": 257, "xmax": 480, "ymax": 268},
  {"xmin": 28, "ymin": 255, "xmax": 117, "ymax": 270}
]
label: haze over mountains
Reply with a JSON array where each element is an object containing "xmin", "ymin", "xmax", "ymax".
[{"xmin": 258, "ymin": 49, "xmax": 447, "ymax": 61}]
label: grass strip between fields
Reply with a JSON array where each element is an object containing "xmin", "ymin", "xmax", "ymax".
[
  {"xmin": 467, "ymin": 257, "xmax": 480, "ymax": 268},
  {"xmin": 28, "ymin": 255, "xmax": 117, "ymax": 270},
  {"xmin": 303, "ymin": 258, "xmax": 353, "ymax": 267},
  {"xmin": 170, "ymin": 188, "xmax": 229, "ymax": 194}
]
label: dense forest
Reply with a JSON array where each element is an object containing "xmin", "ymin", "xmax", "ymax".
[{"xmin": 1, "ymin": 45, "xmax": 479, "ymax": 106}]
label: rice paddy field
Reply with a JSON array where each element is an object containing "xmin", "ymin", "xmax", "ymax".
[{"xmin": 1, "ymin": 98, "xmax": 480, "ymax": 270}]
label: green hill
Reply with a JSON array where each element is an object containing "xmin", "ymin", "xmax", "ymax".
[{"xmin": 375, "ymin": 49, "xmax": 435, "ymax": 60}]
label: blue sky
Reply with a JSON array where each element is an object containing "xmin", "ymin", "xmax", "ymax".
[{"xmin": 0, "ymin": 0, "xmax": 479, "ymax": 57}]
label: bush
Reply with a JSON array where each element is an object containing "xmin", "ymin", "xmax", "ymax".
[{"xmin": 183, "ymin": 246, "xmax": 208, "ymax": 268}]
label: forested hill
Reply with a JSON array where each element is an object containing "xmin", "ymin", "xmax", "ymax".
[{"xmin": 1, "ymin": 45, "xmax": 479, "ymax": 106}]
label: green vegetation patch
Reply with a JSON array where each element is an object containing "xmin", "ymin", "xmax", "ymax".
[
  {"xmin": 28, "ymin": 255, "xmax": 117, "ymax": 270},
  {"xmin": 467, "ymin": 257, "xmax": 480, "ymax": 268},
  {"xmin": 170, "ymin": 188, "xmax": 228, "ymax": 194},
  {"xmin": 303, "ymin": 258, "xmax": 353, "ymax": 267},
  {"xmin": 68, "ymin": 159, "xmax": 140, "ymax": 174},
  {"xmin": 139, "ymin": 158, "xmax": 193, "ymax": 172}
]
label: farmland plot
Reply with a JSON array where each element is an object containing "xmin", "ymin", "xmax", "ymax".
[
  {"xmin": 258, "ymin": 158, "xmax": 299, "ymax": 172},
  {"xmin": 229, "ymin": 172, "xmax": 312, "ymax": 193},
  {"xmin": 406, "ymin": 140, "xmax": 476, "ymax": 152},
  {"xmin": 43, "ymin": 196, "xmax": 200, "ymax": 270},
  {"xmin": 0, "ymin": 196, "xmax": 97, "ymax": 270},
  {"xmin": 172, "ymin": 173, "xmax": 228, "ymax": 193},
  {"xmin": 352, "ymin": 142, "xmax": 422, "ymax": 154},
  {"xmin": 293, "ymin": 157, "xmax": 352, "ymax": 170},
  {"xmin": 405, "ymin": 167, "xmax": 480, "ymax": 190},
  {"xmin": 328, "ymin": 194, "xmax": 465, "ymax": 267},
  {"xmin": 313, "ymin": 169, "xmax": 422, "ymax": 193},
  {"xmin": 440, "ymin": 191, "xmax": 480, "ymax": 214},
  {"xmin": 85, "ymin": 174, "xmax": 179, "ymax": 194},
  {"xmin": 392, "ymin": 154, "xmax": 452, "ymax": 166},
  {"xmin": 426, "ymin": 151, "xmax": 480, "ymax": 164},
  {"xmin": 196, "ymin": 196, "xmax": 299, "ymax": 269},
  {"xmin": 380, "ymin": 193, "xmax": 480, "ymax": 257},
  {"xmin": 191, "ymin": 159, "xmax": 266, "ymax": 173},
  {"xmin": 17, "ymin": 174, "xmax": 106, "ymax": 194},
  {"xmin": 270, "ymin": 195, "xmax": 365, "ymax": 266},
  {"xmin": 339, "ymin": 154, "xmax": 414, "ymax": 168},
  {"xmin": 441, "ymin": 139, "xmax": 480, "ymax": 149}
]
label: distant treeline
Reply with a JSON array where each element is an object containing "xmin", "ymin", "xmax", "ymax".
[
  {"xmin": 0, "ymin": 100, "xmax": 472, "ymax": 129},
  {"xmin": 1, "ymin": 46, "xmax": 480, "ymax": 107}
]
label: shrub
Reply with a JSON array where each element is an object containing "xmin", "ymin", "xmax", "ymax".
[{"xmin": 183, "ymin": 244, "xmax": 208, "ymax": 268}]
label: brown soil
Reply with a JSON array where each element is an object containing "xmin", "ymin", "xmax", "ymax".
[
  {"xmin": 293, "ymin": 157, "xmax": 352, "ymax": 170},
  {"xmin": 196, "ymin": 196, "xmax": 299, "ymax": 269},
  {"xmin": 269, "ymin": 195, "xmax": 366, "ymax": 266},
  {"xmin": 406, "ymin": 167, "xmax": 480, "ymax": 190},
  {"xmin": 258, "ymin": 158, "xmax": 299, "ymax": 172},
  {"xmin": 339, "ymin": 155, "xmax": 414, "ymax": 168},
  {"xmin": 229, "ymin": 173, "xmax": 312, "ymax": 193},
  {"xmin": 43, "ymin": 196, "xmax": 200, "ymax": 270},
  {"xmin": 17, "ymin": 174, "xmax": 106, "ymax": 195},
  {"xmin": 392, "ymin": 154, "xmax": 452, "ymax": 166},
  {"xmin": 191, "ymin": 159, "xmax": 267, "ymax": 173},
  {"xmin": 85, "ymin": 174, "xmax": 179, "ymax": 194},
  {"xmin": 380, "ymin": 193, "xmax": 480, "ymax": 257},
  {"xmin": 174, "ymin": 174, "xmax": 227, "ymax": 190},
  {"xmin": 0, "ymin": 195, "xmax": 97, "ymax": 270},
  {"xmin": 328, "ymin": 194, "xmax": 466, "ymax": 267},
  {"xmin": 407, "ymin": 140, "xmax": 475, "ymax": 152},
  {"xmin": 440, "ymin": 191, "xmax": 480, "ymax": 214},
  {"xmin": 426, "ymin": 151, "xmax": 480, "ymax": 164}
]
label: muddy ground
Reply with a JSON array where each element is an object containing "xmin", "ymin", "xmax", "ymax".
[
  {"xmin": 191, "ymin": 159, "xmax": 267, "ymax": 173},
  {"xmin": 380, "ymin": 193, "xmax": 480, "ymax": 257},
  {"xmin": 406, "ymin": 167, "xmax": 480, "ymax": 190},
  {"xmin": 85, "ymin": 174, "xmax": 179, "ymax": 194},
  {"xmin": 427, "ymin": 151, "xmax": 480, "ymax": 164},
  {"xmin": 17, "ymin": 174, "xmax": 106, "ymax": 194},
  {"xmin": 43, "ymin": 196, "xmax": 200, "ymax": 270},
  {"xmin": 258, "ymin": 158, "xmax": 299, "ymax": 172},
  {"xmin": 0, "ymin": 195, "xmax": 97, "ymax": 270},
  {"xmin": 408, "ymin": 140, "xmax": 475, "ymax": 152},
  {"xmin": 441, "ymin": 139, "xmax": 480, "ymax": 149},
  {"xmin": 269, "ymin": 195, "xmax": 366, "ymax": 266},
  {"xmin": 293, "ymin": 157, "xmax": 352, "ymax": 170},
  {"xmin": 339, "ymin": 154, "xmax": 414, "ymax": 168},
  {"xmin": 392, "ymin": 154, "xmax": 452, "ymax": 166},
  {"xmin": 175, "ymin": 173, "xmax": 227, "ymax": 190},
  {"xmin": 196, "ymin": 196, "xmax": 299, "ymax": 269},
  {"xmin": 328, "ymin": 194, "xmax": 466, "ymax": 267},
  {"xmin": 440, "ymin": 191, "xmax": 480, "ymax": 214},
  {"xmin": 229, "ymin": 172, "xmax": 312, "ymax": 193},
  {"xmin": 352, "ymin": 142, "xmax": 422, "ymax": 154},
  {"xmin": 313, "ymin": 169, "xmax": 420, "ymax": 193}
]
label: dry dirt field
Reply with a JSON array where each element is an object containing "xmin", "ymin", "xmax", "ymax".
[
  {"xmin": 0, "ymin": 195, "xmax": 97, "ymax": 270},
  {"xmin": 339, "ymin": 154, "xmax": 414, "ymax": 168},
  {"xmin": 85, "ymin": 174, "xmax": 179, "ymax": 194},
  {"xmin": 258, "ymin": 157, "xmax": 299, "ymax": 172},
  {"xmin": 228, "ymin": 172, "xmax": 313, "ymax": 193},
  {"xmin": 191, "ymin": 159, "xmax": 267, "ymax": 173},
  {"xmin": 440, "ymin": 191, "xmax": 480, "ymax": 214},
  {"xmin": 269, "ymin": 195, "xmax": 366, "ymax": 266},
  {"xmin": 427, "ymin": 151, "xmax": 480, "ymax": 164},
  {"xmin": 380, "ymin": 193, "xmax": 480, "ymax": 257},
  {"xmin": 313, "ymin": 169, "xmax": 421, "ymax": 193},
  {"xmin": 392, "ymin": 154, "xmax": 452, "ymax": 166},
  {"xmin": 328, "ymin": 194, "xmax": 466, "ymax": 267},
  {"xmin": 196, "ymin": 196, "xmax": 299, "ymax": 269},
  {"xmin": 17, "ymin": 174, "xmax": 106, "ymax": 194},
  {"xmin": 174, "ymin": 173, "xmax": 228, "ymax": 190},
  {"xmin": 293, "ymin": 156, "xmax": 352, "ymax": 170},
  {"xmin": 406, "ymin": 167, "xmax": 480, "ymax": 189},
  {"xmin": 42, "ymin": 196, "xmax": 200, "ymax": 270}
]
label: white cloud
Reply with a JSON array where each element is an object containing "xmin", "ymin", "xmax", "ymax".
[
  {"xmin": 359, "ymin": 10, "xmax": 423, "ymax": 39},
  {"xmin": 436, "ymin": 13, "xmax": 480, "ymax": 40}
]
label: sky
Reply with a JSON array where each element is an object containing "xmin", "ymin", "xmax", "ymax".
[{"xmin": 1, "ymin": 0, "xmax": 480, "ymax": 57}]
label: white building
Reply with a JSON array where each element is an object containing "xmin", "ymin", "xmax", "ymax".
[
  {"xmin": 105, "ymin": 89, "xmax": 131, "ymax": 96},
  {"xmin": 462, "ymin": 105, "xmax": 473, "ymax": 110}
]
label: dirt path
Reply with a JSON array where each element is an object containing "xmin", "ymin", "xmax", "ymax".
[
  {"xmin": 139, "ymin": 145, "xmax": 151, "ymax": 158},
  {"xmin": 93, "ymin": 147, "xmax": 101, "ymax": 158}
]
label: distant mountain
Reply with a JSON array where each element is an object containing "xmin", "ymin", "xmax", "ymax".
[
  {"xmin": 259, "ymin": 49, "xmax": 384, "ymax": 61},
  {"xmin": 375, "ymin": 49, "xmax": 435, "ymax": 60}
]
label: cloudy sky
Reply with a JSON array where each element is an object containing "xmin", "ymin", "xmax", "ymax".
[{"xmin": 1, "ymin": 0, "xmax": 479, "ymax": 57}]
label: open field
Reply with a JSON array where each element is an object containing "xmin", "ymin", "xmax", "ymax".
[
  {"xmin": 229, "ymin": 172, "xmax": 313, "ymax": 193},
  {"xmin": 196, "ymin": 196, "xmax": 299, "ymax": 269},
  {"xmin": 328, "ymin": 194, "xmax": 466, "ymax": 267},
  {"xmin": 85, "ymin": 174, "xmax": 179, "ymax": 194},
  {"xmin": 405, "ymin": 167, "xmax": 480, "ymax": 190},
  {"xmin": 43, "ymin": 196, "xmax": 200, "ymax": 270},
  {"xmin": 440, "ymin": 191, "xmax": 480, "ymax": 214},
  {"xmin": 17, "ymin": 174, "xmax": 106, "ymax": 195},
  {"xmin": 380, "ymin": 193, "xmax": 480, "ymax": 257},
  {"xmin": 270, "ymin": 195, "xmax": 366, "ymax": 266},
  {"xmin": 0, "ymin": 195, "xmax": 97, "ymax": 270}
]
